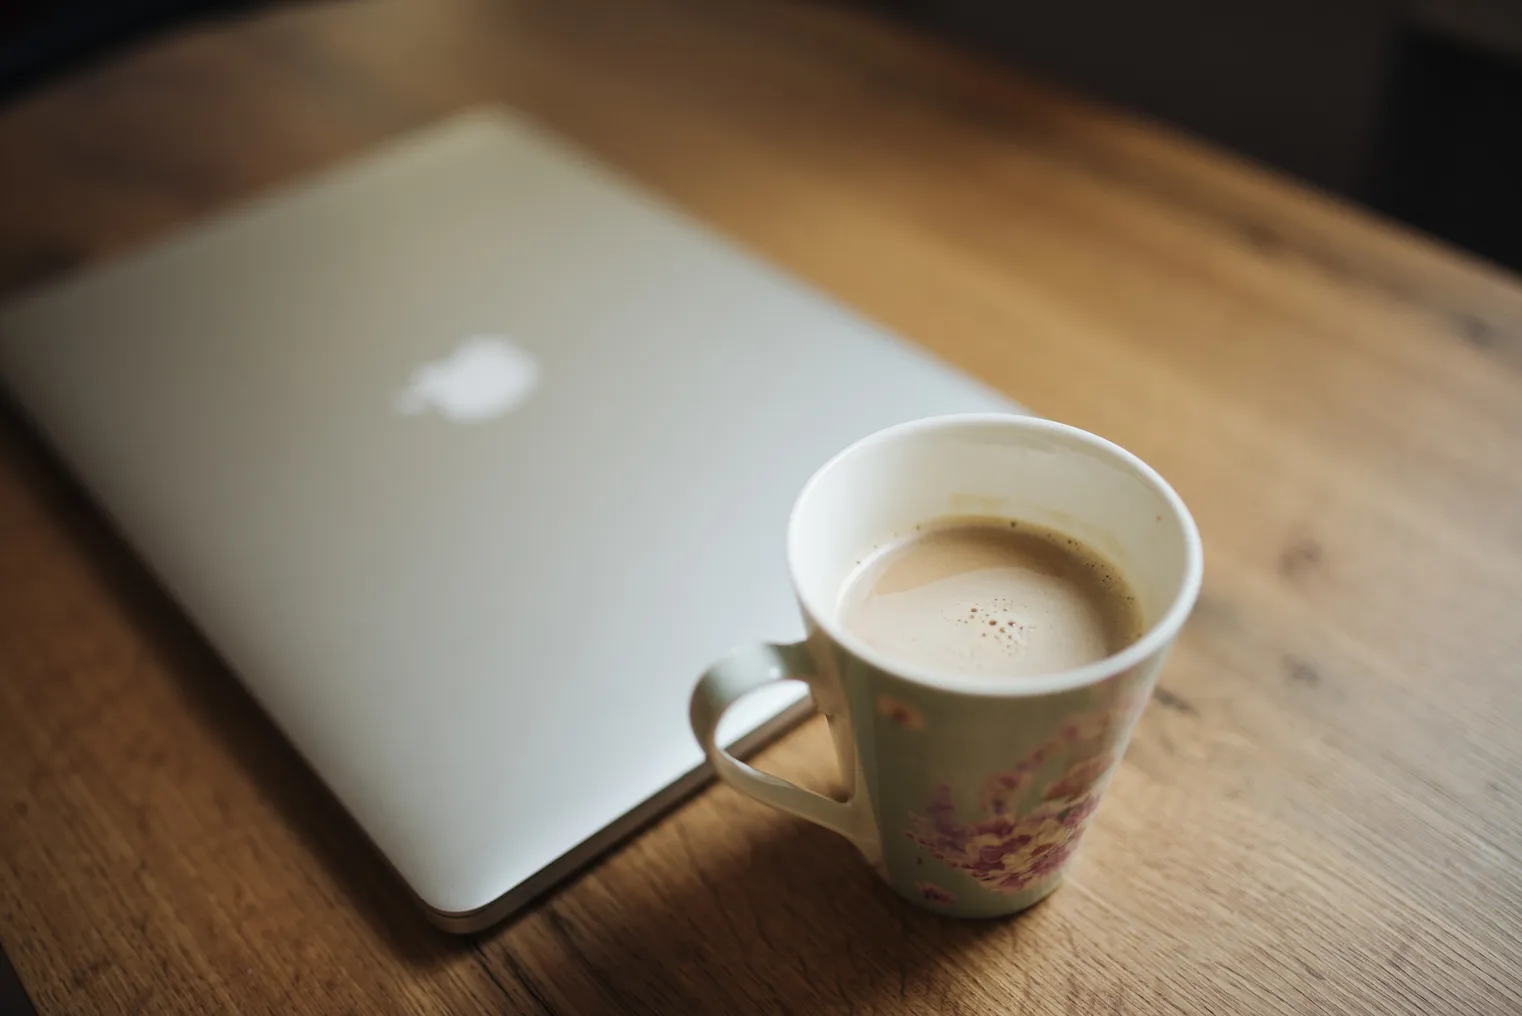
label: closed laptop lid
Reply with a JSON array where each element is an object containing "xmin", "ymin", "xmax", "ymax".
[{"xmin": 0, "ymin": 109, "xmax": 1020, "ymax": 920}]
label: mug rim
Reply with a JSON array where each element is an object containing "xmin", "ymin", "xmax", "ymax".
[{"xmin": 787, "ymin": 413, "xmax": 1204, "ymax": 697}]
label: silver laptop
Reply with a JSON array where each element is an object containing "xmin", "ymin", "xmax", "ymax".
[{"xmin": 0, "ymin": 109, "xmax": 1018, "ymax": 932}]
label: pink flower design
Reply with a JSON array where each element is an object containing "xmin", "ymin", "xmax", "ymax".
[
  {"xmin": 979, "ymin": 765, "xmax": 1038, "ymax": 817},
  {"xmin": 905, "ymin": 691, "xmax": 1142, "ymax": 894},
  {"xmin": 1043, "ymin": 753, "xmax": 1114, "ymax": 802},
  {"xmin": 916, "ymin": 882, "xmax": 956, "ymax": 905},
  {"xmin": 877, "ymin": 695, "xmax": 925, "ymax": 731}
]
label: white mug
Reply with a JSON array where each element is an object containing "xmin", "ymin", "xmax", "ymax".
[{"xmin": 690, "ymin": 414, "xmax": 1202, "ymax": 916}]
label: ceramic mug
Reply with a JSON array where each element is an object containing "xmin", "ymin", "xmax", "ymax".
[{"xmin": 689, "ymin": 414, "xmax": 1202, "ymax": 917}]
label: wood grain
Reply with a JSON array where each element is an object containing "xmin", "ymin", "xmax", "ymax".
[{"xmin": 3, "ymin": 0, "xmax": 1521, "ymax": 1012}]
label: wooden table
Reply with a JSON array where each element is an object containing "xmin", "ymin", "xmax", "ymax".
[{"xmin": 4, "ymin": 1, "xmax": 1522, "ymax": 1012}]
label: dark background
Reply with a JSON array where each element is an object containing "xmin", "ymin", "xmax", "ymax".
[
  {"xmin": 884, "ymin": 0, "xmax": 1522, "ymax": 274},
  {"xmin": 4, "ymin": 0, "xmax": 1521, "ymax": 273}
]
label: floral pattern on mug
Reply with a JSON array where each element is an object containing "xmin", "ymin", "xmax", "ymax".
[
  {"xmin": 916, "ymin": 882, "xmax": 956, "ymax": 905},
  {"xmin": 877, "ymin": 695, "xmax": 925, "ymax": 731},
  {"xmin": 906, "ymin": 691, "xmax": 1146, "ymax": 895}
]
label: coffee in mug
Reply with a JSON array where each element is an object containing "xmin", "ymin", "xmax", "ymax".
[{"xmin": 838, "ymin": 516, "xmax": 1143, "ymax": 680}]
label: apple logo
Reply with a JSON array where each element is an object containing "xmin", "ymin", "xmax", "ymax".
[{"xmin": 393, "ymin": 335, "xmax": 540, "ymax": 423}]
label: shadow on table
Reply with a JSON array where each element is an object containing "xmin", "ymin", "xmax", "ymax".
[{"xmin": 477, "ymin": 811, "xmax": 1026, "ymax": 1014}]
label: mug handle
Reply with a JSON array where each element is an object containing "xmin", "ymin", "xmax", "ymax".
[{"xmin": 690, "ymin": 642, "xmax": 867, "ymax": 846}]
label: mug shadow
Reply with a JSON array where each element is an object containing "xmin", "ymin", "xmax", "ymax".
[
  {"xmin": 478, "ymin": 806, "xmax": 1043, "ymax": 1015},
  {"xmin": 1, "ymin": 404, "xmax": 464, "ymax": 967}
]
